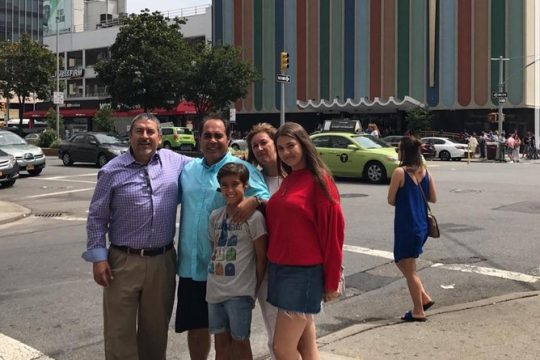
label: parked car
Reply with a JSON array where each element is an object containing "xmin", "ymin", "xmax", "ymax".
[
  {"xmin": 58, "ymin": 132, "xmax": 129, "ymax": 167},
  {"xmin": 0, "ymin": 148, "xmax": 19, "ymax": 187},
  {"xmin": 381, "ymin": 135, "xmax": 437, "ymax": 159},
  {"xmin": 0, "ymin": 130, "xmax": 46, "ymax": 176},
  {"xmin": 161, "ymin": 126, "xmax": 196, "ymax": 151},
  {"xmin": 421, "ymin": 137, "xmax": 471, "ymax": 161},
  {"xmin": 24, "ymin": 133, "xmax": 41, "ymax": 146},
  {"xmin": 310, "ymin": 132, "xmax": 400, "ymax": 184}
]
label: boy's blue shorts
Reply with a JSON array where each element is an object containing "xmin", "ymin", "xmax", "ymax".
[{"xmin": 208, "ymin": 296, "xmax": 253, "ymax": 340}]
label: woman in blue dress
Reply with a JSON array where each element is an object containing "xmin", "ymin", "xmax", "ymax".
[{"xmin": 387, "ymin": 136, "xmax": 438, "ymax": 322}]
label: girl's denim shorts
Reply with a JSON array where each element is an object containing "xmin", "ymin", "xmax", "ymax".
[{"xmin": 267, "ymin": 262, "xmax": 324, "ymax": 314}]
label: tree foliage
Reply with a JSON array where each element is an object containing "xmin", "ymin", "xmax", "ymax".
[
  {"xmin": 93, "ymin": 105, "xmax": 115, "ymax": 132},
  {"xmin": 0, "ymin": 34, "xmax": 56, "ymax": 123},
  {"xmin": 95, "ymin": 10, "xmax": 192, "ymax": 112},
  {"xmin": 46, "ymin": 108, "xmax": 64, "ymax": 137},
  {"xmin": 183, "ymin": 43, "xmax": 259, "ymax": 121},
  {"xmin": 405, "ymin": 106, "xmax": 433, "ymax": 132}
]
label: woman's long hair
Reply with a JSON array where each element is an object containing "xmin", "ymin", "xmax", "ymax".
[
  {"xmin": 274, "ymin": 122, "xmax": 337, "ymax": 202},
  {"xmin": 399, "ymin": 136, "xmax": 424, "ymax": 170}
]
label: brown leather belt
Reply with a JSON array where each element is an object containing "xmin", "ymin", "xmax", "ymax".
[{"xmin": 110, "ymin": 242, "xmax": 173, "ymax": 256}]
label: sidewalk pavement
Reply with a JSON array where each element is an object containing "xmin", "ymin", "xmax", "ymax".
[
  {"xmin": 0, "ymin": 201, "xmax": 31, "ymax": 225},
  {"xmin": 318, "ymin": 291, "xmax": 540, "ymax": 360},
  {"xmin": 1, "ymin": 201, "xmax": 539, "ymax": 359}
]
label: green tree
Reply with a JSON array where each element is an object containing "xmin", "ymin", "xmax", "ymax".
[
  {"xmin": 183, "ymin": 42, "xmax": 259, "ymax": 125},
  {"xmin": 0, "ymin": 34, "xmax": 56, "ymax": 123},
  {"xmin": 46, "ymin": 108, "xmax": 64, "ymax": 137},
  {"xmin": 95, "ymin": 10, "xmax": 191, "ymax": 112},
  {"xmin": 93, "ymin": 105, "xmax": 115, "ymax": 132},
  {"xmin": 405, "ymin": 106, "xmax": 433, "ymax": 133}
]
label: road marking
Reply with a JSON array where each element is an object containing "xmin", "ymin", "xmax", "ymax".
[
  {"xmin": 48, "ymin": 216, "xmax": 87, "ymax": 222},
  {"xmin": 23, "ymin": 188, "xmax": 95, "ymax": 199},
  {"xmin": 38, "ymin": 178, "xmax": 97, "ymax": 184},
  {"xmin": 432, "ymin": 263, "xmax": 539, "ymax": 284},
  {"xmin": 344, "ymin": 245, "xmax": 539, "ymax": 284},
  {"xmin": 0, "ymin": 333, "xmax": 55, "ymax": 360},
  {"xmin": 43, "ymin": 173, "xmax": 97, "ymax": 179}
]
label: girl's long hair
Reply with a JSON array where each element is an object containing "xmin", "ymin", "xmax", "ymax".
[
  {"xmin": 399, "ymin": 136, "xmax": 424, "ymax": 170},
  {"xmin": 274, "ymin": 122, "xmax": 337, "ymax": 202}
]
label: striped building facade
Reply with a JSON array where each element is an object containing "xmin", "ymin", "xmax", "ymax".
[{"xmin": 213, "ymin": 0, "xmax": 538, "ymax": 131}]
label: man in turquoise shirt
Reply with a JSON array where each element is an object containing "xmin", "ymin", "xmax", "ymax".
[{"xmin": 175, "ymin": 114, "xmax": 269, "ymax": 360}]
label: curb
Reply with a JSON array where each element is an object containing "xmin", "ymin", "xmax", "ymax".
[{"xmin": 0, "ymin": 202, "xmax": 32, "ymax": 225}]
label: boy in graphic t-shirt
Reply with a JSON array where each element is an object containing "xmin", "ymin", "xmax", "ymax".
[{"xmin": 207, "ymin": 162, "xmax": 267, "ymax": 359}]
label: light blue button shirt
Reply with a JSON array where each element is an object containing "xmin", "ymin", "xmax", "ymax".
[{"xmin": 177, "ymin": 153, "xmax": 269, "ymax": 281}]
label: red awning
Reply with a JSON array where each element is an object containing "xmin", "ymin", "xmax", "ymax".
[{"xmin": 24, "ymin": 108, "xmax": 97, "ymax": 118}]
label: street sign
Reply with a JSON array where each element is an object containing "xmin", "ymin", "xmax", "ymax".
[
  {"xmin": 498, "ymin": 98, "xmax": 506, "ymax": 103},
  {"xmin": 229, "ymin": 108, "xmax": 236, "ymax": 123},
  {"xmin": 492, "ymin": 91, "xmax": 507, "ymax": 98},
  {"xmin": 53, "ymin": 91, "xmax": 64, "ymax": 105},
  {"xmin": 276, "ymin": 74, "xmax": 291, "ymax": 83}
]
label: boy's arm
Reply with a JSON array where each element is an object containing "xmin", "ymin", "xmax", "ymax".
[{"xmin": 253, "ymin": 234, "xmax": 268, "ymax": 295}]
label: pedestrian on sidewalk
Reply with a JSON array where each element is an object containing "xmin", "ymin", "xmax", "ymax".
[
  {"xmin": 388, "ymin": 136, "xmax": 438, "ymax": 322},
  {"xmin": 83, "ymin": 113, "xmax": 193, "ymax": 360},
  {"xmin": 266, "ymin": 122, "xmax": 345, "ymax": 359}
]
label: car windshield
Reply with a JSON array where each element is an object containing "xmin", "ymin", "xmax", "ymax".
[
  {"xmin": 94, "ymin": 133, "xmax": 127, "ymax": 145},
  {"xmin": 353, "ymin": 135, "xmax": 391, "ymax": 149},
  {"xmin": 0, "ymin": 131, "xmax": 27, "ymax": 145},
  {"xmin": 0, "ymin": 148, "xmax": 9, "ymax": 156}
]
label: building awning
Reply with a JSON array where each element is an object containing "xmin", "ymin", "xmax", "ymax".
[{"xmin": 296, "ymin": 96, "xmax": 424, "ymax": 113}]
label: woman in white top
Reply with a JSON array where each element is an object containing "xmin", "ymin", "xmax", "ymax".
[{"xmin": 246, "ymin": 123, "xmax": 283, "ymax": 359}]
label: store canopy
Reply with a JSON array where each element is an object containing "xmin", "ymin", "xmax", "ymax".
[{"xmin": 296, "ymin": 96, "xmax": 424, "ymax": 113}]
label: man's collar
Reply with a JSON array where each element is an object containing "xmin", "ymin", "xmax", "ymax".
[
  {"xmin": 202, "ymin": 152, "xmax": 231, "ymax": 169},
  {"xmin": 126, "ymin": 148, "xmax": 161, "ymax": 167}
]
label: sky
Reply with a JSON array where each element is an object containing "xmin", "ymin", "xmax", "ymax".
[{"xmin": 127, "ymin": 0, "xmax": 211, "ymax": 15}]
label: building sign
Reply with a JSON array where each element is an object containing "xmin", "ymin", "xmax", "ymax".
[
  {"xmin": 43, "ymin": 0, "xmax": 73, "ymax": 36},
  {"xmin": 59, "ymin": 69, "xmax": 84, "ymax": 79}
]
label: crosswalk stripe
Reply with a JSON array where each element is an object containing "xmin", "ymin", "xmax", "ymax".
[{"xmin": 0, "ymin": 333, "xmax": 54, "ymax": 360}]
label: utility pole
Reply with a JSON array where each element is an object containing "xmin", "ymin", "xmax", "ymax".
[
  {"xmin": 56, "ymin": 9, "xmax": 60, "ymax": 138},
  {"xmin": 490, "ymin": 56, "xmax": 509, "ymax": 161}
]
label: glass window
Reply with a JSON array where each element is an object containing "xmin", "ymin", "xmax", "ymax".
[
  {"xmin": 330, "ymin": 136, "xmax": 352, "ymax": 149},
  {"xmin": 72, "ymin": 134, "xmax": 86, "ymax": 144},
  {"xmin": 67, "ymin": 79, "xmax": 83, "ymax": 98},
  {"xmin": 352, "ymin": 135, "xmax": 389, "ymax": 149},
  {"xmin": 85, "ymin": 47, "xmax": 108, "ymax": 67},
  {"xmin": 85, "ymin": 78, "xmax": 107, "ymax": 97},
  {"xmin": 312, "ymin": 136, "xmax": 331, "ymax": 148},
  {"xmin": 67, "ymin": 50, "xmax": 83, "ymax": 69}
]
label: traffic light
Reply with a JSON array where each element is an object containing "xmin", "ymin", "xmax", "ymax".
[{"xmin": 280, "ymin": 51, "xmax": 289, "ymax": 71}]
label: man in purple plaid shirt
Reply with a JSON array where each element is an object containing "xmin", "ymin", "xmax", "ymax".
[{"xmin": 83, "ymin": 113, "xmax": 192, "ymax": 360}]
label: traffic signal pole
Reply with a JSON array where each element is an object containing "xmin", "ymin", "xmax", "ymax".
[
  {"xmin": 279, "ymin": 51, "xmax": 289, "ymax": 126},
  {"xmin": 490, "ymin": 55, "xmax": 509, "ymax": 161}
]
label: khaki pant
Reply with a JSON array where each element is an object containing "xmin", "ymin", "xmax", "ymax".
[{"xmin": 103, "ymin": 247, "xmax": 176, "ymax": 360}]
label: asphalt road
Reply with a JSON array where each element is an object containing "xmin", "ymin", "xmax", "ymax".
[{"xmin": 1, "ymin": 156, "xmax": 539, "ymax": 359}]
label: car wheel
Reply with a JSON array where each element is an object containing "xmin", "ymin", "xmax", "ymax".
[
  {"xmin": 62, "ymin": 152, "xmax": 73, "ymax": 166},
  {"xmin": 439, "ymin": 150, "xmax": 451, "ymax": 161},
  {"xmin": 363, "ymin": 161, "xmax": 387, "ymax": 184},
  {"xmin": 163, "ymin": 142, "xmax": 172, "ymax": 149},
  {"xmin": 2, "ymin": 179, "xmax": 16, "ymax": 187},
  {"xmin": 97, "ymin": 153, "xmax": 108, "ymax": 168},
  {"xmin": 27, "ymin": 168, "xmax": 42, "ymax": 176}
]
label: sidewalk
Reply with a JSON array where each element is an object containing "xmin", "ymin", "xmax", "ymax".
[
  {"xmin": 318, "ymin": 291, "xmax": 540, "ymax": 360},
  {"xmin": 0, "ymin": 201, "xmax": 31, "ymax": 225}
]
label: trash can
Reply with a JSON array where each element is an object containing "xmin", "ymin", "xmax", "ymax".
[{"xmin": 486, "ymin": 142, "xmax": 497, "ymax": 160}]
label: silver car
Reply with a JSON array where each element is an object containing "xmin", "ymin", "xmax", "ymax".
[
  {"xmin": 0, "ymin": 148, "xmax": 19, "ymax": 187},
  {"xmin": 0, "ymin": 130, "xmax": 46, "ymax": 176}
]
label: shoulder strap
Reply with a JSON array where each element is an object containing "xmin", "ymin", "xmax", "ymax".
[{"xmin": 417, "ymin": 172, "xmax": 434, "ymax": 215}]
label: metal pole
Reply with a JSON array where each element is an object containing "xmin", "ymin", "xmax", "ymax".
[
  {"xmin": 56, "ymin": 10, "xmax": 60, "ymax": 138},
  {"xmin": 280, "ymin": 81, "xmax": 285, "ymax": 126},
  {"xmin": 490, "ymin": 55, "xmax": 509, "ymax": 161}
]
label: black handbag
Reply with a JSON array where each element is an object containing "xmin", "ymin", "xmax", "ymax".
[{"xmin": 417, "ymin": 176, "xmax": 440, "ymax": 238}]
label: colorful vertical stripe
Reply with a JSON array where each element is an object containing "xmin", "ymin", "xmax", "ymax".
[
  {"xmin": 262, "ymin": 0, "xmax": 276, "ymax": 111},
  {"xmin": 329, "ymin": 0, "xmax": 344, "ymax": 101},
  {"xmin": 355, "ymin": 0, "xmax": 369, "ymax": 99},
  {"xmin": 285, "ymin": 0, "xmax": 297, "ymax": 111},
  {"xmin": 343, "ymin": 0, "xmax": 355, "ymax": 99},
  {"xmin": 296, "ymin": 0, "xmax": 307, "ymax": 102},
  {"xmin": 242, "ymin": 0, "xmax": 254, "ymax": 111},
  {"xmin": 306, "ymin": 0, "xmax": 319, "ymax": 101},
  {"xmin": 457, "ymin": 0, "xmax": 472, "ymax": 107},
  {"xmin": 253, "ymin": 0, "xmax": 263, "ymax": 111},
  {"xmin": 410, "ymin": 0, "xmax": 426, "ymax": 101},
  {"xmin": 490, "ymin": 0, "xmax": 506, "ymax": 105},
  {"xmin": 233, "ymin": 0, "xmax": 243, "ymax": 111},
  {"xmin": 369, "ymin": 0, "xmax": 382, "ymax": 97},
  {"xmin": 426, "ymin": 0, "xmax": 439, "ymax": 107},
  {"xmin": 381, "ymin": 0, "xmax": 396, "ymax": 99},
  {"xmin": 507, "ymin": 0, "xmax": 524, "ymax": 105},
  {"xmin": 396, "ymin": 0, "xmax": 410, "ymax": 100},
  {"xmin": 319, "ymin": 0, "xmax": 330, "ymax": 100},
  {"xmin": 275, "ymin": 0, "xmax": 284, "ymax": 111},
  {"xmin": 440, "ymin": 0, "xmax": 457, "ymax": 107},
  {"xmin": 473, "ymin": 0, "xmax": 489, "ymax": 106}
]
